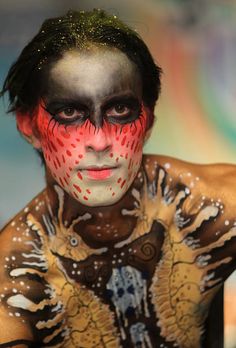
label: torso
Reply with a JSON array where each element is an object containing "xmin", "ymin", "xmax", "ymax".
[{"xmin": 1, "ymin": 154, "xmax": 236, "ymax": 348}]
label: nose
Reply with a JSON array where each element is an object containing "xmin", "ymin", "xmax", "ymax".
[{"xmin": 85, "ymin": 126, "xmax": 112, "ymax": 153}]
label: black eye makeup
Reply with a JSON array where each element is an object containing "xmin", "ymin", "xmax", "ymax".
[
  {"xmin": 43, "ymin": 99, "xmax": 89, "ymax": 124},
  {"xmin": 103, "ymin": 97, "xmax": 141, "ymax": 125},
  {"xmin": 42, "ymin": 96, "xmax": 141, "ymax": 125}
]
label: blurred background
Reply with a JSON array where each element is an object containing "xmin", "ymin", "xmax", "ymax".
[{"xmin": 0, "ymin": 0, "xmax": 235, "ymax": 346}]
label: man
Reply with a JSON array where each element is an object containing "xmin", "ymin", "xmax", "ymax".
[{"xmin": 0, "ymin": 9, "xmax": 235, "ymax": 348}]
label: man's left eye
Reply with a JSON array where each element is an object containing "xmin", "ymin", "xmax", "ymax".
[{"xmin": 106, "ymin": 104, "xmax": 131, "ymax": 118}]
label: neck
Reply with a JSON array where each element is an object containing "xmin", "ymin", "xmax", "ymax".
[{"xmin": 45, "ymin": 165, "xmax": 145, "ymax": 248}]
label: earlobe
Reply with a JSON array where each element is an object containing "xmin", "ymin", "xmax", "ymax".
[{"xmin": 16, "ymin": 111, "xmax": 42, "ymax": 149}]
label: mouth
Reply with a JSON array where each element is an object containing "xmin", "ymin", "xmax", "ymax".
[{"xmin": 79, "ymin": 165, "xmax": 118, "ymax": 180}]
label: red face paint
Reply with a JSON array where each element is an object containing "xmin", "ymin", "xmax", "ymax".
[{"xmin": 35, "ymin": 103, "xmax": 147, "ymax": 206}]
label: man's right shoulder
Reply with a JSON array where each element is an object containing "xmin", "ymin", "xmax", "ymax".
[
  {"xmin": 0, "ymin": 189, "xmax": 49, "ymax": 267},
  {"xmin": 0, "ymin": 190, "xmax": 49, "ymax": 346}
]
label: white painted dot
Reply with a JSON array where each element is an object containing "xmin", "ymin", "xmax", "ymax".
[
  {"xmin": 24, "ymin": 207, "xmax": 29, "ymax": 213},
  {"xmin": 15, "ymin": 312, "xmax": 21, "ymax": 317},
  {"xmin": 11, "ymin": 256, "xmax": 16, "ymax": 261},
  {"xmin": 77, "ymin": 270, "xmax": 81, "ymax": 275},
  {"xmin": 11, "ymin": 221, "xmax": 16, "ymax": 227},
  {"xmin": 13, "ymin": 288, "xmax": 17, "ymax": 293},
  {"xmin": 73, "ymin": 263, "xmax": 77, "ymax": 268},
  {"xmin": 225, "ymin": 220, "xmax": 230, "ymax": 226},
  {"xmin": 5, "ymin": 257, "xmax": 9, "ymax": 262},
  {"xmin": 164, "ymin": 163, "xmax": 170, "ymax": 169}
]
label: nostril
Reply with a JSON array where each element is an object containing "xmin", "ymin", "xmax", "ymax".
[{"xmin": 86, "ymin": 143, "xmax": 111, "ymax": 153}]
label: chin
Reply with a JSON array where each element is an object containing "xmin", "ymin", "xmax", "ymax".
[{"xmin": 78, "ymin": 190, "xmax": 126, "ymax": 207}]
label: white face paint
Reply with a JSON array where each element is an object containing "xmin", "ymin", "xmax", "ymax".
[{"xmin": 34, "ymin": 48, "xmax": 149, "ymax": 206}]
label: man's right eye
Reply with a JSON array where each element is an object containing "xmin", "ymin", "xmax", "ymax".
[
  {"xmin": 45, "ymin": 105, "xmax": 88, "ymax": 123},
  {"xmin": 56, "ymin": 107, "xmax": 86, "ymax": 120}
]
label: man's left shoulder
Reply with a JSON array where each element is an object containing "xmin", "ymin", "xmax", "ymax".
[{"xmin": 143, "ymin": 154, "xmax": 236, "ymax": 187}]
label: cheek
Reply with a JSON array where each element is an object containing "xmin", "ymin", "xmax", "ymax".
[
  {"xmin": 111, "ymin": 112, "xmax": 147, "ymax": 173},
  {"xmin": 36, "ymin": 108, "xmax": 86, "ymax": 187}
]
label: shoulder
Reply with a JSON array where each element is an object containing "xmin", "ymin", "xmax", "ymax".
[
  {"xmin": 0, "ymin": 189, "xmax": 49, "ymax": 280},
  {"xmin": 143, "ymin": 154, "xmax": 236, "ymax": 194},
  {"xmin": 142, "ymin": 154, "xmax": 236, "ymax": 223},
  {"xmin": 0, "ymin": 190, "xmax": 49, "ymax": 344}
]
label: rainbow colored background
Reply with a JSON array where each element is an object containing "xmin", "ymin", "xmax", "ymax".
[{"xmin": 0, "ymin": 1, "xmax": 236, "ymax": 346}]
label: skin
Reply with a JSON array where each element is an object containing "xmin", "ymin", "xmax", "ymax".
[{"xmin": 0, "ymin": 47, "xmax": 236, "ymax": 348}]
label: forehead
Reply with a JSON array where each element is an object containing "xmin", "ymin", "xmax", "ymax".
[{"xmin": 44, "ymin": 47, "xmax": 142, "ymax": 100}]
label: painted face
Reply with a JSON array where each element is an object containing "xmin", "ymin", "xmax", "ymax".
[{"xmin": 35, "ymin": 48, "xmax": 148, "ymax": 206}]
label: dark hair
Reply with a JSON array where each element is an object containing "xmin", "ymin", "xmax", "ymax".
[{"xmin": 1, "ymin": 9, "xmax": 162, "ymax": 129}]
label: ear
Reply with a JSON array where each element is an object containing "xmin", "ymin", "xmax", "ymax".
[
  {"xmin": 143, "ymin": 106, "xmax": 155, "ymax": 142},
  {"xmin": 16, "ymin": 111, "xmax": 42, "ymax": 149}
]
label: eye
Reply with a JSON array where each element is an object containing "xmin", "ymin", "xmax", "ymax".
[
  {"xmin": 106, "ymin": 104, "xmax": 131, "ymax": 118},
  {"xmin": 57, "ymin": 107, "xmax": 87, "ymax": 120},
  {"xmin": 69, "ymin": 236, "xmax": 78, "ymax": 247},
  {"xmin": 44, "ymin": 103, "xmax": 89, "ymax": 124}
]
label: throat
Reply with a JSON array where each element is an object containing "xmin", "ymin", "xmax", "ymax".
[{"xmin": 45, "ymin": 168, "xmax": 144, "ymax": 248}]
